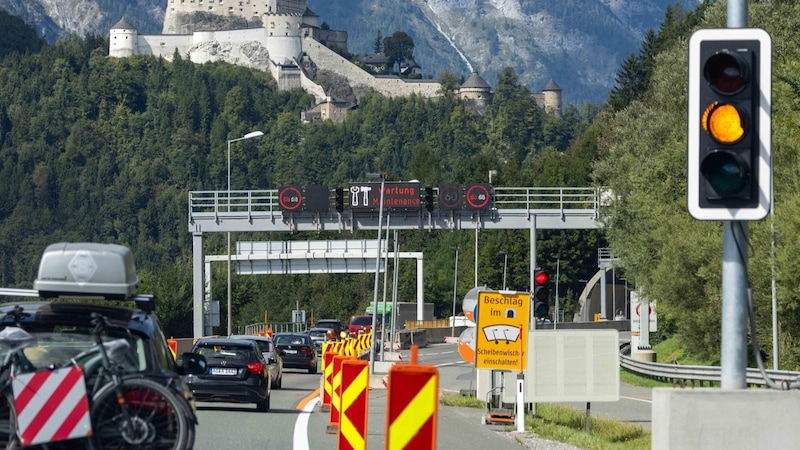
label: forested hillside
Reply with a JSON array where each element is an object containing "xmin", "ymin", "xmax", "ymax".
[
  {"xmin": 595, "ymin": 0, "xmax": 800, "ymax": 370},
  {"xmin": 0, "ymin": 17, "xmax": 601, "ymax": 338}
]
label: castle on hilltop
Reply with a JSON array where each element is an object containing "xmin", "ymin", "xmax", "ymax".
[{"xmin": 108, "ymin": 0, "xmax": 562, "ymax": 119}]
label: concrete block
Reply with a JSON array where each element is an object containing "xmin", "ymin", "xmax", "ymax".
[{"xmin": 652, "ymin": 388, "xmax": 800, "ymax": 450}]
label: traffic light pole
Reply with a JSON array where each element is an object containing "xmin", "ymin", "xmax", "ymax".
[
  {"xmin": 720, "ymin": 0, "xmax": 749, "ymax": 391},
  {"xmin": 721, "ymin": 222, "xmax": 748, "ymax": 389}
]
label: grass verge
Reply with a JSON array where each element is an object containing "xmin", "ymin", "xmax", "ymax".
[{"xmin": 439, "ymin": 393, "xmax": 650, "ymax": 449}]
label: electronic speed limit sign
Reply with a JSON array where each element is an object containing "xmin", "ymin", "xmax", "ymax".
[
  {"xmin": 465, "ymin": 184, "xmax": 493, "ymax": 210},
  {"xmin": 438, "ymin": 184, "xmax": 462, "ymax": 210}
]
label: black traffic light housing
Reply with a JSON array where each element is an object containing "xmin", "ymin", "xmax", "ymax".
[
  {"xmin": 533, "ymin": 270, "xmax": 550, "ymax": 319},
  {"xmin": 424, "ymin": 187, "xmax": 434, "ymax": 212},
  {"xmin": 335, "ymin": 187, "xmax": 344, "ymax": 213},
  {"xmin": 688, "ymin": 28, "xmax": 771, "ymax": 221}
]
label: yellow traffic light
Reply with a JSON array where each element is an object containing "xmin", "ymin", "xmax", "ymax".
[{"xmin": 702, "ymin": 102, "xmax": 745, "ymax": 144}]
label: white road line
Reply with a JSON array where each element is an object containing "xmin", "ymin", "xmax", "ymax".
[
  {"xmin": 620, "ymin": 395, "xmax": 652, "ymax": 403},
  {"xmin": 293, "ymin": 396, "xmax": 319, "ymax": 450}
]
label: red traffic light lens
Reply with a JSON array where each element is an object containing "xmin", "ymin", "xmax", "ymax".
[
  {"xmin": 534, "ymin": 271, "xmax": 549, "ymax": 285},
  {"xmin": 704, "ymin": 52, "xmax": 746, "ymax": 95}
]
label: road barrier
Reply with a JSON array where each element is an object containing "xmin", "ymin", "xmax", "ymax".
[
  {"xmin": 337, "ymin": 360, "xmax": 369, "ymax": 450},
  {"xmin": 385, "ymin": 346, "xmax": 438, "ymax": 450},
  {"xmin": 620, "ymin": 353, "xmax": 800, "ymax": 387}
]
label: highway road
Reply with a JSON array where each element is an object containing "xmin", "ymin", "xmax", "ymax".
[{"xmin": 192, "ymin": 342, "xmax": 652, "ymax": 449}]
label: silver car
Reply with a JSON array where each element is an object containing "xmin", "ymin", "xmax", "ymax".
[{"xmin": 229, "ymin": 334, "xmax": 283, "ymax": 389}]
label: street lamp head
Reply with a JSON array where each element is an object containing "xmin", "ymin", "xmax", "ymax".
[
  {"xmin": 365, "ymin": 172, "xmax": 387, "ymax": 180},
  {"xmin": 243, "ymin": 131, "xmax": 264, "ymax": 139}
]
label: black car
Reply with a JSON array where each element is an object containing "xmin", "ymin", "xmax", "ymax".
[
  {"xmin": 273, "ymin": 333, "xmax": 319, "ymax": 374},
  {"xmin": 314, "ymin": 319, "xmax": 346, "ymax": 340},
  {"xmin": 187, "ymin": 338, "xmax": 271, "ymax": 412},
  {"xmin": 228, "ymin": 334, "xmax": 283, "ymax": 389}
]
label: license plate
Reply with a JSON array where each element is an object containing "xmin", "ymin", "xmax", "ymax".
[
  {"xmin": 284, "ymin": 349, "xmax": 297, "ymax": 354},
  {"xmin": 211, "ymin": 367, "xmax": 237, "ymax": 376}
]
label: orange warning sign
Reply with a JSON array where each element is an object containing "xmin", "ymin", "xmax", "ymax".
[{"xmin": 385, "ymin": 364, "xmax": 439, "ymax": 449}]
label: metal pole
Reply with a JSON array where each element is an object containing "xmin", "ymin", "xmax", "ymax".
[
  {"xmin": 380, "ymin": 214, "xmax": 391, "ymax": 361},
  {"xmin": 501, "ymin": 250, "xmax": 508, "ymax": 290},
  {"xmin": 368, "ymin": 173, "xmax": 386, "ymax": 375},
  {"xmin": 474, "ymin": 226, "xmax": 478, "ymax": 288},
  {"xmin": 390, "ymin": 231, "xmax": 400, "ymax": 353},
  {"xmin": 719, "ymin": 0, "xmax": 748, "ymax": 390},
  {"xmin": 721, "ymin": 221, "xmax": 748, "ymax": 389},
  {"xmin": 227, "ymin": 139, "xmax": 232, "ymax": 337},
  {"xmin": 225, "ymin": 131, "xmax": 263, "ymax": 337},
  {"xmin": 451, "ymin": 246, "xmax": 459, "ymax": 337},
  {"xmin": 554, "ymin": 255, "xmax": 560, "ymax": 328}
]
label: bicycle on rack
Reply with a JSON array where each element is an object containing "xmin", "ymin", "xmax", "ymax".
[{"xmin": 0, "ymin": 309, "xmax": 198, "ymax": 450}]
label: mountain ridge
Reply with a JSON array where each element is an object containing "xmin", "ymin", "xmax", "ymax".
[{"xmin": 0, "ymin": 0, "xmax": 698, "ymax": 105}]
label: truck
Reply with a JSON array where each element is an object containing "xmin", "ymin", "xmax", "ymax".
[{"xmin": 365, "ymin": 302, "xmax": 434, "ymax": 330}]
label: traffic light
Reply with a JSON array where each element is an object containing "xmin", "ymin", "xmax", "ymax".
[
  {"xmin": 424, "ymin": 187, "xmax": 434, "ymax": 212},
  {"xmin": 688, "ymin": 28, "xmax": 771, "ymax": 221},
  {"xmin": 533, "ymin": 270, "xmax": 550, "ymax": 319},
  {"xmin": 335, "ymin": 187, "xmax": 344, "ymax": 213}
]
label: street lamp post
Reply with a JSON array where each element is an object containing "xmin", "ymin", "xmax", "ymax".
[
  {"xmin": 226, "ymin": 131, "xmax": 264, "ymax": 336},
  {"xmin": 366, "ymin": 172, "xmax": 386, "ymax": 375},
  {"xmin": 499, "ymin": 250, "xmax": 508, "ymax": 290},
  {"xmin": 553, "ymin": 254, "xmax": 560, "ymax": 327},
  {"xmin": 620, "ymin": 277, "xmax": 628, "ymax": 318},
  {"xmin": 451, "ymin": 246, "xmax": 459, "ymax": 338}
]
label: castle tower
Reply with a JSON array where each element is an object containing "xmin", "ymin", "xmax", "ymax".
[
  {"xmin": 459, "ymin": 70, "xmax": 492, "ymax": 103},
  {"xmin": 109, "ymin": 17, "xmax": 137, "ymax": 58},
  {"xmin": 542, "ymin": 79, "xmax": 562, "ymax": 117}
]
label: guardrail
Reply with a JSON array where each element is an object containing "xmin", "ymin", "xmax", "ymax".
[
  {"xmin": 620, "ymin": 354, "xmax": 800, "ymax": 387},
  {"xmin": 188, "ymin": 187, "xmax": 601, "ymax": 218}
]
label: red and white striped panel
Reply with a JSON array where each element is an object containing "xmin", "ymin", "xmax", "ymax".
[{"xmin": 12, "ymin": 366, "xmax": 92, "ymax": 446}]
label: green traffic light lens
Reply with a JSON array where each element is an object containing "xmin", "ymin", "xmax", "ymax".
[
  {"xmin": 704, "ymin": 52, "xmax": 745, "ymax": 95},
  {"xmin": 701, "ymin": 151, "xmax": 748, "ymax": 195}
]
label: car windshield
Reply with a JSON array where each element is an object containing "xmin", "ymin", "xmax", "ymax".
[
  {"xmin": 274, "ymin": 335, "xmax": 309, "ymax": 346},
  {"xmin": 194, "ymin": 344, "xmax": 255, "ymax": 362},
  {"xmin": 351, "ymin": 316, "xmax": 372, "ymax": 326},
  {"xmin": 308, "ymin": 330, "xmax": 328, "ymax": 338},
  {"xmin": 0, "ymin": 325, "xmax": 147, "ymax": 373}
]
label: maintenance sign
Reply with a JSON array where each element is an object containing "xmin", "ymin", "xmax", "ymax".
[{"xmin": 475, "ymin": 290, "xmax": 530, "ymax": 371}]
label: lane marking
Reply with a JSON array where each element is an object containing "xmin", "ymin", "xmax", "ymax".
[
  {"xmin": 296, "ymin": 388, "xmax": 321, "ymax": 411},
  {"xmin": 293, "ymin": 394, "xmax": 319, "ymax": 450},
  {"xmin": 620, "ymin": 395, "xmax": 652, "ymax": 403}
]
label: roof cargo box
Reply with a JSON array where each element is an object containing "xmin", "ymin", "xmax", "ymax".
[{"xmin": 33, "ymin": 242, "xmax": 140, "ymax": 299}]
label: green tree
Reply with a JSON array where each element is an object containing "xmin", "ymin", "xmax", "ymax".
[
  {"xmin": 373, "ymin": 30, "xmax": 383, "ymax": 54},
  {"xmin": 383, "ymin": 31, "xmax": 415, "ymax": 72}
]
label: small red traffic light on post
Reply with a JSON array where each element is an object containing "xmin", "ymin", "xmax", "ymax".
[{"xmin": 533, "ymin": 270, "xmax": 551, "ymax": 319}]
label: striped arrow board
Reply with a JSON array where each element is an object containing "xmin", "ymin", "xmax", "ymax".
[{"xmin": 12, "ymin": 366, "xmax": 92, "ymax": 446}]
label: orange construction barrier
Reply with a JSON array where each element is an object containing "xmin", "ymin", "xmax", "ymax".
[
  {"xmin": 326, "ymin": 355, "xmax": 351, "ymax": 434},
  {"xmin": 167, "ymin": 337, "xmax": 178, "ymax": 360},
  {"xmin": 385, "ymin": 345, "xmax": 439, "ymax": 450},
  {"xmin": 337, "ymin": 359, "xmax": 369, "ymax": 450}
]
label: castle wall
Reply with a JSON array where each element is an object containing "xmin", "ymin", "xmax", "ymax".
[
  {"xmin": 164, "ymin": 0, "xmax": 286, "ymax": 33},
  {"xmin": 301, "ymin": 37, "xmax": 441, "ymax": 99}
]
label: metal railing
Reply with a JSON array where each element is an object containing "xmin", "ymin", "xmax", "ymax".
[
  {"xmin": 620, "ymin": 353, "xmax": 800, "ymax": 387},
  {"xmin": 188, "ymin": 187, "xmax": 601, "ymax": 219}
]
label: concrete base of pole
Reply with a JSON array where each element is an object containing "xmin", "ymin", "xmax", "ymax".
[{"xmin": 633, "ymin": 349, "xmax": 657, "ymax": 362}]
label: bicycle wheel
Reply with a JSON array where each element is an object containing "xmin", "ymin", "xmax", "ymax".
[
  {"xmin": 90, "ymin": 377, "xmax": 190, "ymax": 450},
  {"xmin": 0, "ymin": 390, "xmax": 18, "ymax": 450}
]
